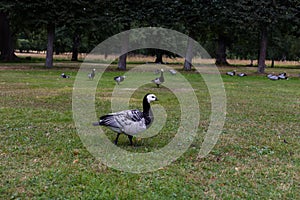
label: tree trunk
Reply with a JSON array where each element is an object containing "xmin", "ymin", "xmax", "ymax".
[
  {"xmin": 183, "ymin": 35, "xmax": 194, "ymax": 71},
  {"xmin": 118, "ymin": 54, "xmax": 127, "ymax": 70},
  {"xmin": 257, "ymin": 27, "xmax": 268, "ymax": 73},
  {"xmin": 215, "ymin": 34, "xmax": 228, "ymax": 65},
  {"xmin": 45, "ymin": 23, "xmax": 55, "ymax": 68},
  {"xmin": 271, "ymin": 58, "xmax": 274, "ymax": 68},
  {"xmin": 118, "ymin": 25, "xmax": 130, "ymax": 70},
  {"xmin": 154, "ymin": 49, "xmax": 163, "ymax": 63},
  {"xmin": 71, "ymin": 32, "xmax": 80, "ymax": 61},
  {"xmin": 0, "ymin": 12, "xmax": 18, "ymax": 61}
]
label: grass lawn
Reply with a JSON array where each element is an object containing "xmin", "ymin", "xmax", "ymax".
[{"xmin": 0, "ymin": 62, "xmax": 299, "ymax": 199}]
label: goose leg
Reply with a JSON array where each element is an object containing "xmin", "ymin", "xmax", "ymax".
[
  {"xmin": 114, "ymin": 133, "xmax": 121, "ymax": 145},
  {"xmin": 127, "ymin": 135, "xmax": 133, "ymax": 146}
]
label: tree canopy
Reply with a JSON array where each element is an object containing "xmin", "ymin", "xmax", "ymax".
[{"xmin": 0, "ymin": 0, "xmax": 299, "ymax": 71}]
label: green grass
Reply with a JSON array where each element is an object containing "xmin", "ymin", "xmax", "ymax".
[{"xmin": 0, "ymin": 64, "xmax": 299, "ymax": 199}]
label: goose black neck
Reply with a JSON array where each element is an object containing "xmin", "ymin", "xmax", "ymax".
[
  {"xmin": 142, "ymin": 95, "xmax": 153, "ymax": 126},
  {"xmin": 160, "ymin": 71, "xmax": 164, "ymax": 81},
  {"xmin": 142, "ymin": 95, "xmax": 151, "ymax": 115}
]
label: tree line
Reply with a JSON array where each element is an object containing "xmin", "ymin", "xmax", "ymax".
[{"xmin": 0, "ymin": 0, "xmax": 299, "ymax": 73}]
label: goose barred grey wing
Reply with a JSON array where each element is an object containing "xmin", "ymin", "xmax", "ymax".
[
  {"xmin": 152, "ymin": 77, "xmax": 161, "ymax": 84},
  {"xmin": 99, "ymin": 109, "xmax": 147, "ymax": 135}
]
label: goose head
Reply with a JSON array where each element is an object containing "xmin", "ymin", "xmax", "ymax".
[{"xmin": 146, "ymin": 93, "xmax": 158, "ymax": 104}]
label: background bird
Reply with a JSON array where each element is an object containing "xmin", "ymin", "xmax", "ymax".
[
  {"xmin": 267, "ymin": 73, "xmax": 279, "ymax": 80},
  {"xmin": 93, "ymin": 93, "xmax": 158, "ymax": 145},
  {"xmin": 169, "ymin": 69, "xmax": 177, "ymax": 75},
  {"xmin": 88, "ymin": 69, "xmax": 96, "ymax": 80},
  {"xmin": 278, "ymin": 72, "xmax": 288, "ymax": 80},
  {"xmin": 226, "ymin": 70, "xmax": 236, "ymax": 76},
  {"xmin": 114, "ymin": 75, "xmax": 126, "ymax": 85},
  {"xmin": 154, "ymin": 69, "xmax": 160, "ymax": 74},
  {"xmin": 61, "ymin": 73, "xmax": 70, "ymax": 78},
  {"xmin": 237, "ymin": 73, "xmax": 247, "ymax": 77},
  {"xmin": 152, "ymin": 69, "xmax": 164, "ymax": 87}
]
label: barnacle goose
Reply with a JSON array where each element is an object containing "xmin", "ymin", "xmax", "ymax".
[
  {"xmin": 154, "ymin": 69, "xmax": 160, "ymax": 74},
  {"xmin": 226, "ymin": 70, "xmax": 236, "ymax": 76},
  {"xmin": 114, "ymin": 76, "xmax": 126, "ymax": 85},
  {"xmin": 151, "ymin": 69, "xmax": 164, "ymax": 87},
  {"xmin": 93, "ymin": 93, "xmax": 158, "ymax": 145},
  {"xmin": 278, "ymin": 72, "xmax": 288, "ymax": 80},
  {"xmin": 88, "ymin": 69, "xmax": 96, "ymax": 80},
  {"xmin": 267, "ymin": 73, "xmax": 279, "ymax": 80},
  {"xmin": 237, "ymin": 73, "xmax": 247, "ymax": 77},
  {"xmin": 169, "ymin": 69, "xmax": 177, "ymax": 75},
  {"xmin": 61, "ymin": 73, "xmax": 70, "ymax": 78}
]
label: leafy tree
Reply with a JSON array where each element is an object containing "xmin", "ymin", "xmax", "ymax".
[
  {"xmin": 206, "ymin": 0, "xmax": 239, "ymax": 66},
  {"xmin": 103, "ymin": 0, "xmax": 141, "ymax": 70},
  {"xmin": 0, "ymin": 1, "xmax": 19, "ymax": 61},
  {"xmin": 9, "ymin": 0, "xmax": 92, "ymax": 67},
  {"xmin": 1, "ymin": 0, "xmax": 299, "ymax": 71},
  {"xmin": 234, "ymin": 0, "xmax": 299, "ymax": 73},
  {"xmin": 167, "ymin": 0, "xmax": 210, "ymax": 70},
  {"xmin": 66, "ymin": 1, "xmax": 99, "ymax": 61}
]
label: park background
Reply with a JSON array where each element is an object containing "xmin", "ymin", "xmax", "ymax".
[{"xmin": 1, "ymin": 1, "xmax": 299, "ymax": 199}]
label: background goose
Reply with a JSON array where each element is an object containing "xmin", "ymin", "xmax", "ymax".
[
  {"xmin": 88, "ymin": 69, "xmax": 96, "ymax": 80},
  {"xmin": 152, "ymin": 69, "xmax": 164, "ymax": 87},
  {"xmin": 93, "ymin": 93, "xmax": 158, "ymax": 145},
  {"xmin": 278, "ymin": 72, "xmax": 288, "ymax": 80},
  {"xmin": 114, "ymin": 75, "xmax": 126, "ymax": 85},
  {"xmin": 61, "ymin": 73, "xmax": 70, "ymax": 78},
  {"xmin": 154, "ymin": 69, "xmax": 160, "ymax": 74},
  {"xmin": 237, "ymin": 73, "xmax": 247, "ymax": 77},
  {"xmin": 226, "ymin": 70, "xmax": 236, "ymax": 76},
  {"xmin": 267, "ymin": 73, "xmax": 279, "ymax": 80},
  {"xmin": 169, "ymin": 69, "xmax": 177, "ymax": 75}
]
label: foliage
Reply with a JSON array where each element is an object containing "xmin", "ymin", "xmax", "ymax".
[
  {"xmin": 0, "ymin": 0, "xmax": 299, "ymax": 63},
  {"xmin": 230, "ymin": 0, "xmax": 300, "ymax": 59}
]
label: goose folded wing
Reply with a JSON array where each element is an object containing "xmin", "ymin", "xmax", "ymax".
[
  {"xmin": 104, "ymin": 109, "xmax": 146, "ymax": 135},
  {"xmin": 152, "ymin": 78, "xmax": 160, "ymax": 83}
]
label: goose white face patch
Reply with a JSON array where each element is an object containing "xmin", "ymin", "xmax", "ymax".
[{"xmin": 147, "ymin": 94, "xmax": 157, "ymax": 103}]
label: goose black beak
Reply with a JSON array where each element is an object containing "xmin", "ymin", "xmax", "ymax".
[
  {"xmin": 92, "ymin": 122, "xmax": 100, "ymax": 126},
  {"xmin": 155, "ymin": 97, "xmax": 159, "ymax": 101}
]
